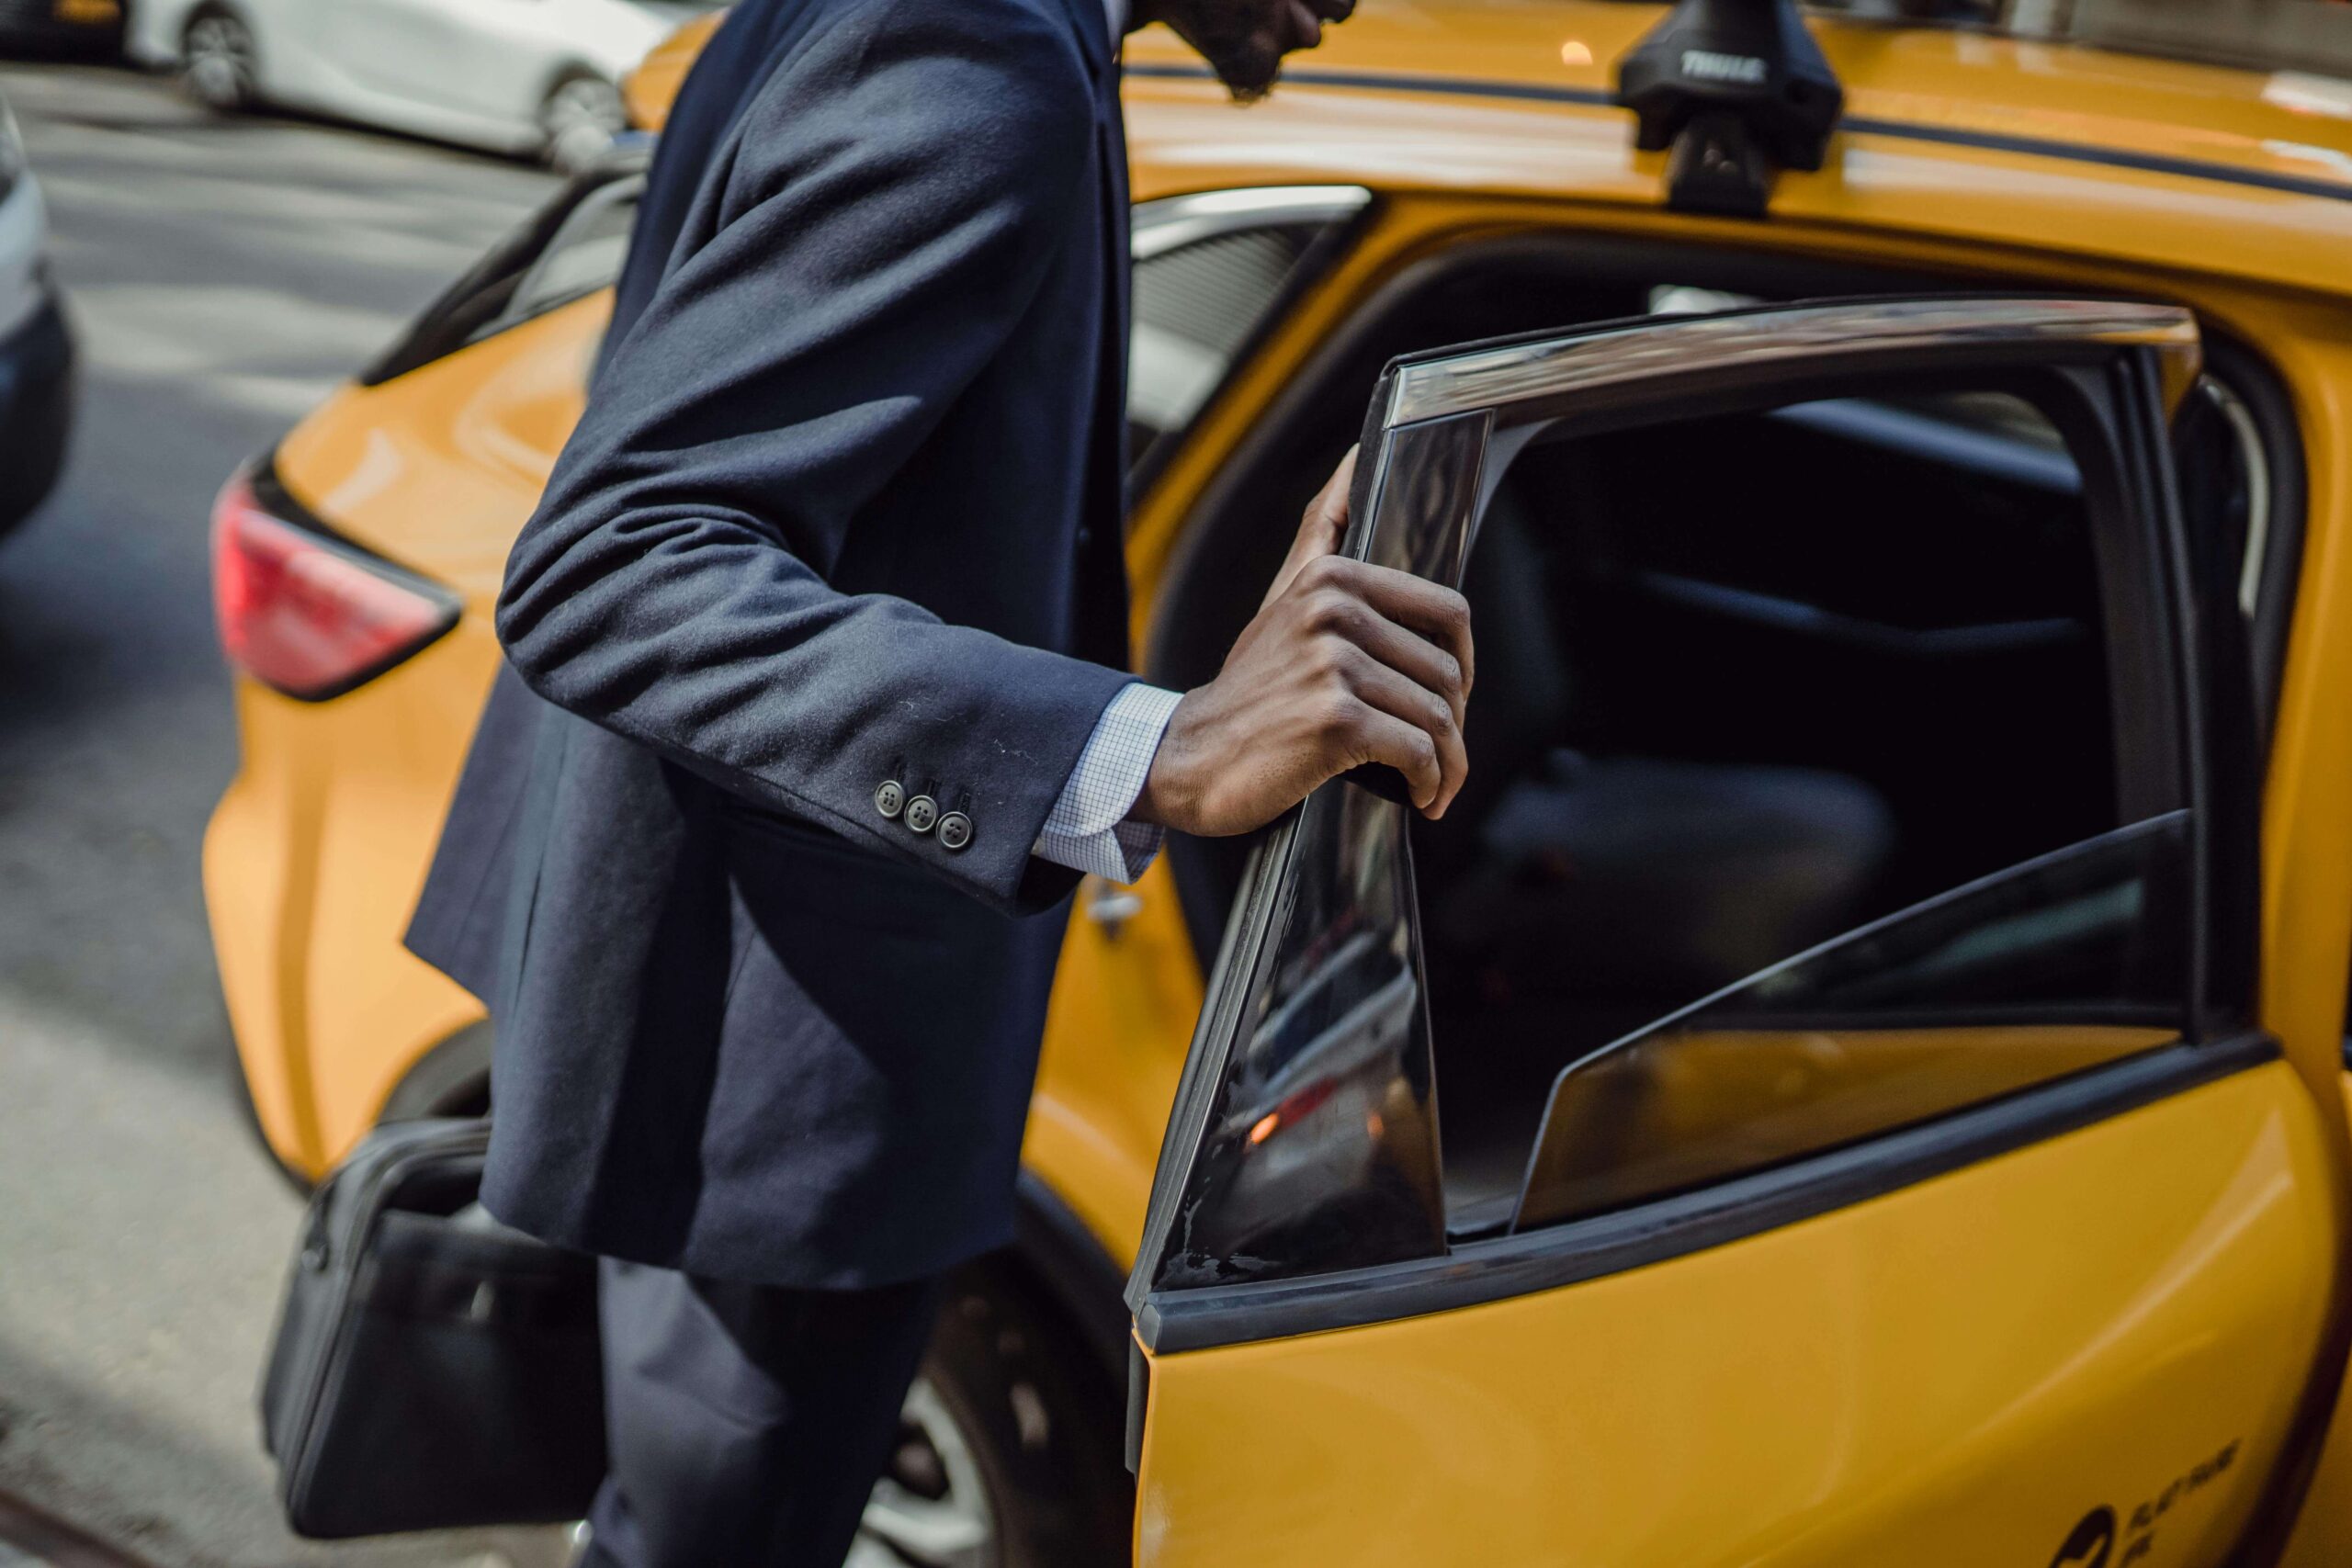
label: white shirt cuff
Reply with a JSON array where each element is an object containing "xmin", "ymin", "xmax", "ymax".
[{"xmin": 1032, "ymin": 682, "xmax": 1182, "ymax": 886}]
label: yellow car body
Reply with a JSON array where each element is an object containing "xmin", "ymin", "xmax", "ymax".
[{"xmin": 206, "ymin": 4, "xmax": 2352, "ymax": 1562}]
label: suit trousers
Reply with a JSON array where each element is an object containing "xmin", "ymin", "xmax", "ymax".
[{"xmin": 578, "ymin": 1259, "xmax": 945, "ymax": 1568}]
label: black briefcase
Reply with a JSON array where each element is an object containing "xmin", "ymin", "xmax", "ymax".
[{"xmin": 258, "ymin": 1117, "xmax": 606, "ymax": 1538}]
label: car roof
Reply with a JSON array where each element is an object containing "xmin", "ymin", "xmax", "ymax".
[{"xmin": 625, "ymin": 2, "xmax": 2352, "ymax": 299}]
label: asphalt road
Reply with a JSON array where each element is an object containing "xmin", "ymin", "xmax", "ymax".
[{"xmin": 0, "ymin": 60, "xmax": 570, "ymax": 1568}]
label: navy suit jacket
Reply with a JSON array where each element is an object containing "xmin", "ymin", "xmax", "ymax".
[{"xmin": 406, "ymin": 0, "xmax": 1136, "ymax": 1288}]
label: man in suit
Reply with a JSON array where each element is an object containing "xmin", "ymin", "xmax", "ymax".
[{"xmin": 405, "ymin": 0, "xmax": 1475, "ymax": 1561}]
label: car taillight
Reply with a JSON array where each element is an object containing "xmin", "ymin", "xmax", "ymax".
[{"xmin": 209, "ymin": 468, "xmax": 459, "ymax": 701}]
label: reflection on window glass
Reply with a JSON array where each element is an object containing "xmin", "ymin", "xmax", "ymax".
[
  {"xmin": 1147, "ymin": 784, "xmax": 1445, "ymax": 1292},
  {"xmin": 1514, "ymin": 812, "xmax": 2190, "ymax": 1231},
  {"xmin": 503, "ymin": 177, "xmax": 639, "ymax": 328},
  {"xmin": 361, "ymin": 164, "xmax": 644, "ymax": 385},
  {"xmin": 1127, "ymin": 224, "xmax": 1327, "ymax": 470}
]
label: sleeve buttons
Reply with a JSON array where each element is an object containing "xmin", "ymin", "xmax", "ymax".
[
  {"xmin": 874, "ymin": 780, "xmax": 905, "ymax": 820},
  {"xmin": 904, "ymin": 795, "xmax": 938, "ymax": 835},
  {"xmin": 936, "ymin": 812, "xmax": 972, "ymax": 852}
]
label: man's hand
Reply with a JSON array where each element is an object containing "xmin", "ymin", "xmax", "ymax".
[{"xmin": 1135, "ymin": 449, "xmax": 1474, "ymax": 838}]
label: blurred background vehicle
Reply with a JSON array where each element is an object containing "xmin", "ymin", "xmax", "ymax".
[
  {"xmin": 0, "ymin": 0, "xmax": 120, "ymax": 58},
  {"xmin": 1821, "ymin": 0, "xmax": 2352, "ymax": 75},
  {"xmin": 123, "ymin": 0, "xmax": 721, "ymax": 172},
  {"xmin": 2001, "ymin": 0, "xmax": 2352, "ymax": 77},
  {"xmin": 0, "ymin": 86, "xmax": 72, "ymax": 542}
]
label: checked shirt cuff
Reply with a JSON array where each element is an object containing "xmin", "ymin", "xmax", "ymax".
[{"xmin": 1032, "ymin": 682, "xmax": 1182, "ymax": 886}]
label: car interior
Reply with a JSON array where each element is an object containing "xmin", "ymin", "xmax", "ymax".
[{"xmin": 1146, "ymin": 237, "xmax": 2274, "ymax": 1233}]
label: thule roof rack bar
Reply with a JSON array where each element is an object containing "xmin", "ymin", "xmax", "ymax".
[{"xmin": 1614, "ymin": 0, "xmax": 1846, "ymax": 218}]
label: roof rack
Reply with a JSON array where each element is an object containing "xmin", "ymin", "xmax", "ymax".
[{"xmin": 1613, "ymin": 0, "xmax": 1846, "ymax": 219}]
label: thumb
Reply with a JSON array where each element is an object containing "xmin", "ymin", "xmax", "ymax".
[{"xmin": 1264, "ymin": 446, "xmax": 1358, "ymax": 609}]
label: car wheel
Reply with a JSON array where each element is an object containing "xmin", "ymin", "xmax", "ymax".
[
  {"xmin": 856, "ymin": 1259, "xmax": 1132, "ymax": 1568},
  {"xmin": 180, "ymin": 6, "xmax": 258, "ymax": 112},
  {"xmin": 537, "ymin": 73, "xmax": 625, "ymax": 176}
]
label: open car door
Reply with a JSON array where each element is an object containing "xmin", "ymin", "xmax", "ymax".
[{"xmin": 1125, "ymin": 299, "xmax": 2342, "ymax": 1568}]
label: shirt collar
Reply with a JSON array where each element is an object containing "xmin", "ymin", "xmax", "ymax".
[{"xmin": 1103, "ymin": 0, "xmax": 1127, "ymax": 48}]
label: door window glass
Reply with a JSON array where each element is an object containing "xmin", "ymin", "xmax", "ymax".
[
  {"xmin": 1432, "ymin": 385, "xmax": 2188, "ymax": 1233},
  {"xmin": 1513, "ymin": 813, "xmax": 2189, "ymax": 1229}
]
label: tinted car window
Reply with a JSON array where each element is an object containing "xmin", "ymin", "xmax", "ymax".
[
  {"xmin": 1126, "ymin": 189, "xmax": 1369, "ymax": 480},
  {"xmin": 1420, "ymin": 389, "xmax": 2188, "ymax": 1232},
  {"xmin": 360, "ymin": 161, "xmax": 648, "ymax": 386},
  {"xmin": 1129, "ymin": 225, "xmax": 1322, "ymax": 457},
  {"xmin": 1514, "ymin": 813, "xmax": 2190, "ymax": 1229},
  {"xmin": 360, "ymin": 175, "xmax": 1366, "ymax": 492}
]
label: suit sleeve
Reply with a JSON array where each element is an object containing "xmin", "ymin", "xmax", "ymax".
[{"xmin": 493, "ymin": 0, "xmax": 1134, "ymax": 914}]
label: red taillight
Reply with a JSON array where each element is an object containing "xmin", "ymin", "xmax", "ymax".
[{"xmin": 209, "ymin": 470, "xmax": 458, "ymax": 701}]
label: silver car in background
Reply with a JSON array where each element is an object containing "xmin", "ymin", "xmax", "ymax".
[
  {"xmin": 125, "ymin": 0, "xmax": 722, "ymax": 171},
  {"xmin": 0, "ymin": 88, "xmax": 73, "ymax": 542}
]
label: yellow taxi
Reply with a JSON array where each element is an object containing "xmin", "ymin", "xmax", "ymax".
[{"xmin": 206, "ymin": 2, "xmax": 2352, "ymax": 1562}]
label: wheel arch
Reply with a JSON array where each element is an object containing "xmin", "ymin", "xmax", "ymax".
[
  {"xmin": 537, "ymin": 59, "xmax": 621, "ymax": 110},
  {"xmin": 1008, "ymin": 1168, "xmax": 1132, "ymax": 1396},
  {"xmin": 376, "ymin": 1017, "xmax": 492, "ymax": 1124},
  {"xmin": 175, "ymin": 0, "xmax": 266, "ymax": 107},
  {"xmin": 178, "ymin": 0, "xmax": 253, "ymax": 49}
]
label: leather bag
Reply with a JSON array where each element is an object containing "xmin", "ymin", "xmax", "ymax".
[{"xmin": 258, "ymin": 1117, "xmax": 605, "ymax": 1537}]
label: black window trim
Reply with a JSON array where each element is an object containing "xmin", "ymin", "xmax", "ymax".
[{"xmin": 2189, "ymin": 333, "xmax": 2307, "ymax": 759}]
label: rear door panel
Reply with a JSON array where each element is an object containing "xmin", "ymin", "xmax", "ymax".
[
  {"xmin": 1128, "ymin": 298, "xmax": 2339, "ymax": 1568},
  {"xmin": 1138, "ymin": 1059, "xmax": 2329, "ymax": 1568}
]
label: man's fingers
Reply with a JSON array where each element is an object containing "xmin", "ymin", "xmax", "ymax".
[
  {"xmin": 1265, "ymin": 447, "xmax": 1359, "ymax": 610},
  {"xmin": 1349, "ymin": 565, "xmax": 1474, "ymax": 694},
  {"xmin": 1293, "ymin": 447, "xmax": 1356, "ymax": 555},
  {"xmin": 1338, "ymin": 607, "xmax": 1468, "ymax": 736},
  {"xmin": 1283, "ymin": 0, "xmax": 1324, "ymax": 49},
  {"xmin": 1288, "ymin": 553, "xmax": 1474, "ymax": 694},
  {"xmin": 1347, "ymin": 706, "xmax": 1445, "ymax": 810},
  {"xmin": 1342, "ymin": 654, "xmax": 1468, "ymax": 817}
]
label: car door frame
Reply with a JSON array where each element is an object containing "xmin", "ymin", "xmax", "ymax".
[{"xmin": 1125, "ymin": 294, "xmax": 2278, "ymax": 1359}]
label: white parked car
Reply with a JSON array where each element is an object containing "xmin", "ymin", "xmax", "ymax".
[
  {"xmin": 125, "ymin": 0, "xmax": 720, "ymax": 171},
  {"xmin": 0, "ymin": 89, "xmax": 74, "ymax": 542}
]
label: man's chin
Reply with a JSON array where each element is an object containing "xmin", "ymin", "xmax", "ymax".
[{"xmin": 1206, "ymin": 47, "xmax": 1283, "ymax": 102}]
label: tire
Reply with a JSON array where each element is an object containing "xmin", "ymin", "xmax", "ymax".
[
  {"xmin": 862, "ymin": 1258, "xmax": 1133, "ymax": 1568},
  {"xmin": 0, "ymin": 300, "xmax": 73, "ymax": 545},
  {"xmin": 180, "ymin": 6, "xmax": 257, "ymax": 112},
  {"xmin": 537, "ymin": 73, "xmax": 625, "ymax": 176}
]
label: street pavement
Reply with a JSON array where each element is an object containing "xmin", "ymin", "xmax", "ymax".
[{"xmin": 0, "ymin": 61, "xmax": 569, "ymax": 1568}]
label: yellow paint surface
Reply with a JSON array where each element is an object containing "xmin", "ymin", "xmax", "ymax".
[{"xmin": 1140, "ymin": 1063, "xmax": 2335, "ymax": 1568}]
